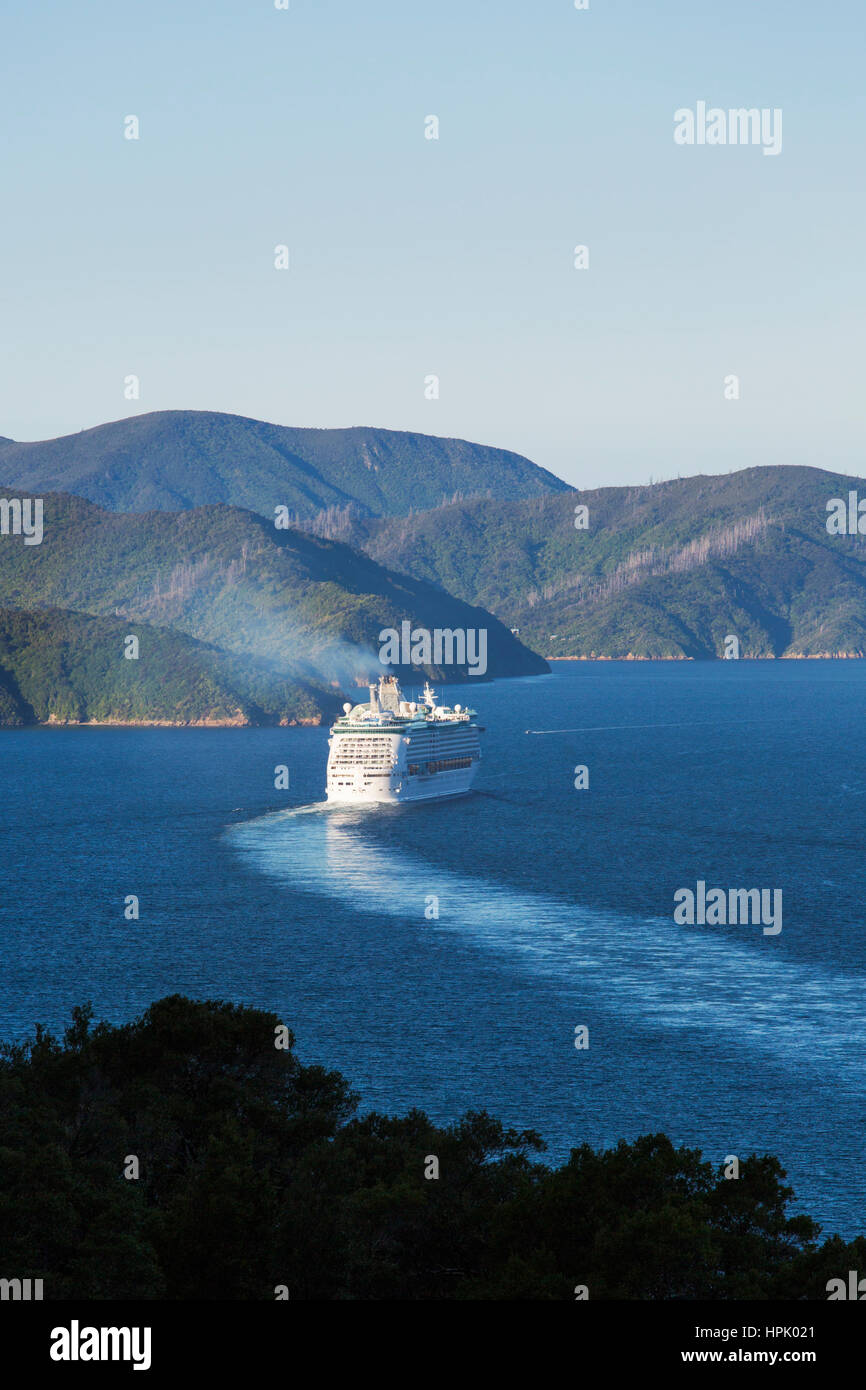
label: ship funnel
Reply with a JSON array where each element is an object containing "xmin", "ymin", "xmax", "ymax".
[
  {"xmin": 378, "ymin": 675, "xmax": 401, "ymax": 711},
  {"xmin": 368, "ymin": 683, "xmax": 378, "ymax": 713}
]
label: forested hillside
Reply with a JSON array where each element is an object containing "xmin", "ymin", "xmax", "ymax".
[
  {"xmin": 2, "ymin": 994, "xmax": 860, "ymax": 1299},
  {"xmin": 0, "ymin": 492, "xmax": 547, "ymax": 707},
  {"xmin": 314, "ymin": 466, "xmax": 866, "ymax": 658},
  {"xmin": 0, "ymin": 608, "xmax": 340, "ymax": 726},
  {"xmin": 0, "ymin": 411, "xmax": 567, "ymax": 519}
]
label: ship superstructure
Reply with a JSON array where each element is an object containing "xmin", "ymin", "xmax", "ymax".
[{"xmin": 326, "ymin": 675, "xmax": 482, "ymax": 804}]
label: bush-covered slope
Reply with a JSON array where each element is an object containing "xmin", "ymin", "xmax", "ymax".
[
  {"xmin": 0, "ymin": 607, "xmax": 340, "ymax": 726},
  {"xmin": 318, "ymin": 465, "xmax": 866, "ymax": 658},
  {"xmin": 0, "ymin": 411, "xmax": 568, "ymax": 519},
  {"xmin": 1, "ymin": 994, "xmax": 861, "ymax": 1300},
  {"xmin": 0, "ymin": 491, "xmax": 546, "ymax": 683}
]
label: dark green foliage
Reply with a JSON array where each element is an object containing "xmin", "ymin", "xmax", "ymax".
[
  {"xmin": 331, "ymin": 465, "xmax": 866, "ymax": 657},
  {"xmin": 0, "ymin": 996, "xmax": 855, "ymax": 1300},
  {"xmin": 0, "ymin": 411, "xmax": 567, "ymax": 519},
  {"xmin": 0, "ymin": 492, "xmax": 546, "ymax": 694},
  {"xmin": 0, "ymin": 607, "xmax": 339, "ymax": 726}
]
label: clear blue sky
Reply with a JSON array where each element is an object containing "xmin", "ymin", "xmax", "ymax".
[{"xmin": 1, "ymin": 0, "xmax": 863, "ymax": 487}]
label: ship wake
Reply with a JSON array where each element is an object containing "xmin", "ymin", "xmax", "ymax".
[{"xmin": 226, "ymin": 804, "xmax": 866, "ymax": 1092}]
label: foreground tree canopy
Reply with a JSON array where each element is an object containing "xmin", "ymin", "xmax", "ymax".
[{"xmin": 0, "ymin": 995, "xmax": 860, "ymax": 1299}]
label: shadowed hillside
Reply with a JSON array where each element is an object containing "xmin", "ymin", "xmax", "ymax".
[
  {"xmin": 0, "ymin": 607, "xmax": 340, "ymax": 726},
  {"xmin": 0, "ymin": 491, "xmax": 547, "ymax": 691}
]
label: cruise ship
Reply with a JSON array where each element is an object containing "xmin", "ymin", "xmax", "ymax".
[{"xmin": 326, "ymin": 675, "xmax": 482, "ymax": 804}]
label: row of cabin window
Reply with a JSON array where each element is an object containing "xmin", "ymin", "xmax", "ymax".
[{"xmin": 407, "ymin": 757, "xmax": 473, "ymax": 775}]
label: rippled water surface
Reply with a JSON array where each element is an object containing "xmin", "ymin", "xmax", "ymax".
[{"xmin": 2, "ymin": 661, "xmax": 864, "ymax": 1235}]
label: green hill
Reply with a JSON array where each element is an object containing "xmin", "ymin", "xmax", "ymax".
[
  {"xmin": 2, "ymin": 993, "xmax": 860, "ymax": 1299},
  {"xmin": 0, "ymin": 411, "xmax": 568, "ymax": 519},
  {"xmin": 314, "ymin": 465, "xmax": 866, "ymax": 658},
  {"xmin": 0, "ymin": 491, "xmax": 547, "ymax": 688},
  {"xmin": 0, "ymin": 607, "xmax": 340, "ymax": 727}
]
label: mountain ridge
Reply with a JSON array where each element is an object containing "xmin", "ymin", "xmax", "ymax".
[
  {"xmin": 0, "ymin": 490, "xmax": 548, "ymax": 702},
  {"xmin": 6, "ymin": 434, "xmax": 866, "ymax": 664},
  {"xmin": 0, "ymin": 410, "xmax": 569, "ymax": 520},
  {"xmin": 298, "ymin": 464, "xmax": 866, "ymax": 659}
]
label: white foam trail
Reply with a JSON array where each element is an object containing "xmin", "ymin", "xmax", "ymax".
[{"xmin": 227, "ymin": 805, "xmax": 866, "ymax": 1089}]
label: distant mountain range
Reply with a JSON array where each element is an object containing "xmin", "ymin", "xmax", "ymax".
[
  {"xmin": 0, "ymin": 490, "xmax": 546, "ymax": 725},
  {"xmin": 0, "ymin": 411, "xmax": 568, "ymax": 519},
  {"xmin": 2, "ymin": 409, "xmax": 865, "ymax": 726},
  {"xmin": 309, "ymin": 465, "xmax": 866, "ymax": 659}
]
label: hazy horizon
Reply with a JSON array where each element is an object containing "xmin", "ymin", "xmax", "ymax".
[
  {"xmin": 3, "ymin": 0, "xmax": 864, "ymax": 489},
  {"xmin": 4, "ymin": 408, "xmax": 866, "ymax": 495}
]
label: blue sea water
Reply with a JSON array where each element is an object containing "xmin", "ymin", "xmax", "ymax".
[{"xmin": 1, "ymin": 660, "xmax": 865, "ymax": 1237}]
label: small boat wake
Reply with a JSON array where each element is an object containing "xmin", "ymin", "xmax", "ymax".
[{"xmin": 226, "ymin": 802, "xmax": 866, "ymax": 1093}]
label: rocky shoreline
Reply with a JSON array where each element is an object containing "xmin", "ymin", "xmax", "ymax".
[{"xmin": 20, "ymin": 714, "xmax": 325, "ymax": 728}]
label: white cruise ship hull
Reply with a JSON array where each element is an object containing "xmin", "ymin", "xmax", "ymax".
[
  {"xmin": 326, "ymin": 760, "xmax": 479, "ymax": 805},
  {"xmin": 325, "ymin": 676, "xmax": 482, "ymax": 806}
]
